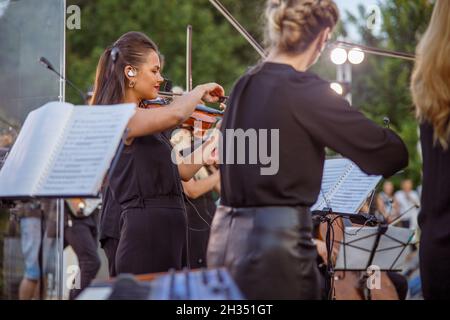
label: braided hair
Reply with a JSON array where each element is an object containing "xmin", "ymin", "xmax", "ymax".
[{"xmin": 264, "ymin": 0, "xmax": 339, "ymax": 54}]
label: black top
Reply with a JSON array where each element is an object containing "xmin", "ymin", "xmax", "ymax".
[
  {"xmin": 220, "ymin": 62, "xmax": 408, "ymax": 207},
  {"xmin": 99, "ymin": 185, "xmax": 121, "ymax": 240},
  {"xmin": 100, "ymin": 131, "xmax": 183, "ymax": 240},
  {"xmin": 418, "ymin": 122, "xmax": 450, "ymax": 241}
]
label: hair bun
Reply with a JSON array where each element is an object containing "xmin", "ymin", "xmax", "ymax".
[{"xmin": 264, "ymin": 0, "xmax": 339, "ymax": 54}]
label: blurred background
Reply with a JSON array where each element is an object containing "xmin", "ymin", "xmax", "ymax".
[
  {"xmin": 64, "ymin": 0, "xmax": 433, "ymax": 186},
  {"xmin": 0, "ymin": 0, "xmax": 435, "ymax": 299}
]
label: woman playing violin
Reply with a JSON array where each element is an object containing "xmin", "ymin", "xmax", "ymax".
[{"xmin": 95, "ymin": 31, "xmax": 224, "ymax": 275}]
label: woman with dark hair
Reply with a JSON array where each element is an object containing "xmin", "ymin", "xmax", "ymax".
[
  {"xmin": 411, "ymin": 0, "xmax": 450, "ymax": 300},
  {"xmin": 207, "ymin": 0, "xmax": 408, "ymax": 299},
  {"xmin": 95, "ymin": 31, "xmax": 224, "ymax": 275}
]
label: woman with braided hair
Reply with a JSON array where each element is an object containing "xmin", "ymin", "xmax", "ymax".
[{"xmin": 207, "ymin": 0, "xmax": 408, "ymax": 299}]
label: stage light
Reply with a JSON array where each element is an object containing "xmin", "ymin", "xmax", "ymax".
[
  {"xmin": 348, "ymin": 48, "xmax": 365, "ymax": 64},
  {"xmin": 330, "ymin": 47, "xmax": 347, "ymax": 65},
  {"xmin": 330, "ymin": 82, "xmax": 344, "ymax": 95}
]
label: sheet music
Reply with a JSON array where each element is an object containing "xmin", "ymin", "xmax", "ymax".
[
  {"xmin": 311, "ymin": 158, "xmax": 381, "ymax": 214},
  {"xmin": 312, "ymin": 158, "xmax": 350, "ymax": 210},
  {"xmin": 0, "ymin": 102, "xmax": 73, "ymax": 197},
  {"xmin": 38, "ymin": 104, "xmax": 135, "ymax": 196},
  {"xmin": 335, "ymin": 226, "xmax": 415, "ymax": 270}
]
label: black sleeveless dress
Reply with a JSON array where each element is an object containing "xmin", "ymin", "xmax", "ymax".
[{"xmin": 102, "ymin": 131, "xmax": 186, "ymax": 275}]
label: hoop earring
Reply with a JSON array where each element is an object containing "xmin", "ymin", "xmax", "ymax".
[{"xmin": 129, "ymin": 80, "xmax": 136, "ymax": 88}]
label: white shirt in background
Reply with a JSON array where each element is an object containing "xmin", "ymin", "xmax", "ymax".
[{"xmin": 394, "ymin": 190, "xmax": 420, "ymax": 230}]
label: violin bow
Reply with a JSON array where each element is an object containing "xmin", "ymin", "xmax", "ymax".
[
  {"xmin": 166, "ymin": 24, "xmax": 227, "ymax": 103},
  {"xmin": 209, "ymin": 0, "xmax": 415, "ymax": 61},
  {"xmin": 186, "ymin": 25, "xmax": 193, "ymax": 92},
  {"xmin": 209, "ymin": 0, "xmax": 267, "ymax": 59},
  {"xmin": 158, "ymin": 91, "xmax": 228, "ymax": 103},
  {"xmin": 331, "ymin": 41, "xmax": 415, "ymax": 61}
]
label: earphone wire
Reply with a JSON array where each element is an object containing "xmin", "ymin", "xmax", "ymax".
[{"xmin": 161, "ymin": 133, "xmax": 213, "ymax": 230}]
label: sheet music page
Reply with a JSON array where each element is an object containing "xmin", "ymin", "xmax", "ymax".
[
  {"xmin": 326, "ymin": 163, "xmax": 381, "ymax": 213},
  {"xmin": 311, "ymin": 158, "xmax": 381, "ymax": 213},
  {"xmin": 37, "ymin": 104, "xmax": 135, "ymax": 196},
  {"xmin": 0, "ymin": 102, "xmax": 73, "ymax": 197},
  {"xmin": 311, "ymin": 158, "xmax": 350, "ymax": 211}
]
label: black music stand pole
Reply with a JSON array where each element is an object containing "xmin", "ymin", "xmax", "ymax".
[{"xmin": 359, "ymin": 222, "xmax": 388, "ymax": 300}]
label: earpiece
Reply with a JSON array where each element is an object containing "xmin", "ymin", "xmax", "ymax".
[{"xmin": 127, "ymin": 69, "xmax": 136, "ymax": 77}]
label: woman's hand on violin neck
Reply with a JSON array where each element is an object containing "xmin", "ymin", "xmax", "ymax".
[
  {"xmin": 196, "ymin": 83, "xmax": 225, "ymax": 103},
  {"xmin": 167, "ymin": 83, "xmax": 224, "ymax": 125}
]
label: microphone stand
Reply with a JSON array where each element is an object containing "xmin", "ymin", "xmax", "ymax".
[
  {"xmin": 38, "ymin": 57, "xmax": 87, "ymax": 299},
  {"xmin": 38, "ymin": 57, "xmax": 87, "ymax": 102}
]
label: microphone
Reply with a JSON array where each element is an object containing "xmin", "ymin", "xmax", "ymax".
[{"xmin": 39, "ymin": 56, "xmax": 87, "ymax": 102}]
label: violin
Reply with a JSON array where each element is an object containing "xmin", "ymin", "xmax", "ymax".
[{"xmin": 140, "ymin": 93, "xmax": 224, "ymax": 135}]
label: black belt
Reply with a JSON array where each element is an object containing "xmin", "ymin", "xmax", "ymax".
[{"xmin": 227, "ymin": 205, "xmax": 312, "ymax": 229}]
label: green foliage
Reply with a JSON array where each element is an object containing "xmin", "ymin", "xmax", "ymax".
[
  {"xmin": 66, "ymin": 0, "xmax": 433, "ymax": 186},
  {"xmin": 345, "ymin": 0, "xmax": 433, "ymax": 186},
  {"xmin": 66, "ymin": 0, "xmax": 263, "ymax": 104}
]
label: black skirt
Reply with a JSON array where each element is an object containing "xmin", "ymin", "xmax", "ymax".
[{"xmin": 207, "ymin": 205, "xmax": 320, "ymax": 299}]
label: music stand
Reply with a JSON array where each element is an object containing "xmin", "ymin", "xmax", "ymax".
[
  {"xmin": 312, "ymin": 207, "xmax": 380, "ymax": 300},
  {"xmin": 334, "ymin": 224, "xmax": 415, "ymax": 300},
  {"xmin": 0, "ymin": 102, "xmax": 135, "ymax": 299}
]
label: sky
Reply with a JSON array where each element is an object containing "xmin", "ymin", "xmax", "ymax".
[
  {"xmin": 335, "ymin": 0, "xmax": 368, "ymax": 16},
  {"xmin": 334, "ymin": 0, "xmax": 383, "ymax": 41}
]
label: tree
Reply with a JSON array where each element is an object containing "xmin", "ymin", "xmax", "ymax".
[
  {"xmin": 345, "ymin": 0, "xmax": 433, "ymax": 185},
  {"xmin": 66, "ymin": 0, "xmax": 263, "ymax": 104},
  {"xmin": 66, "ymin": 0, "xmax": 433, "ymax": 185}
]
